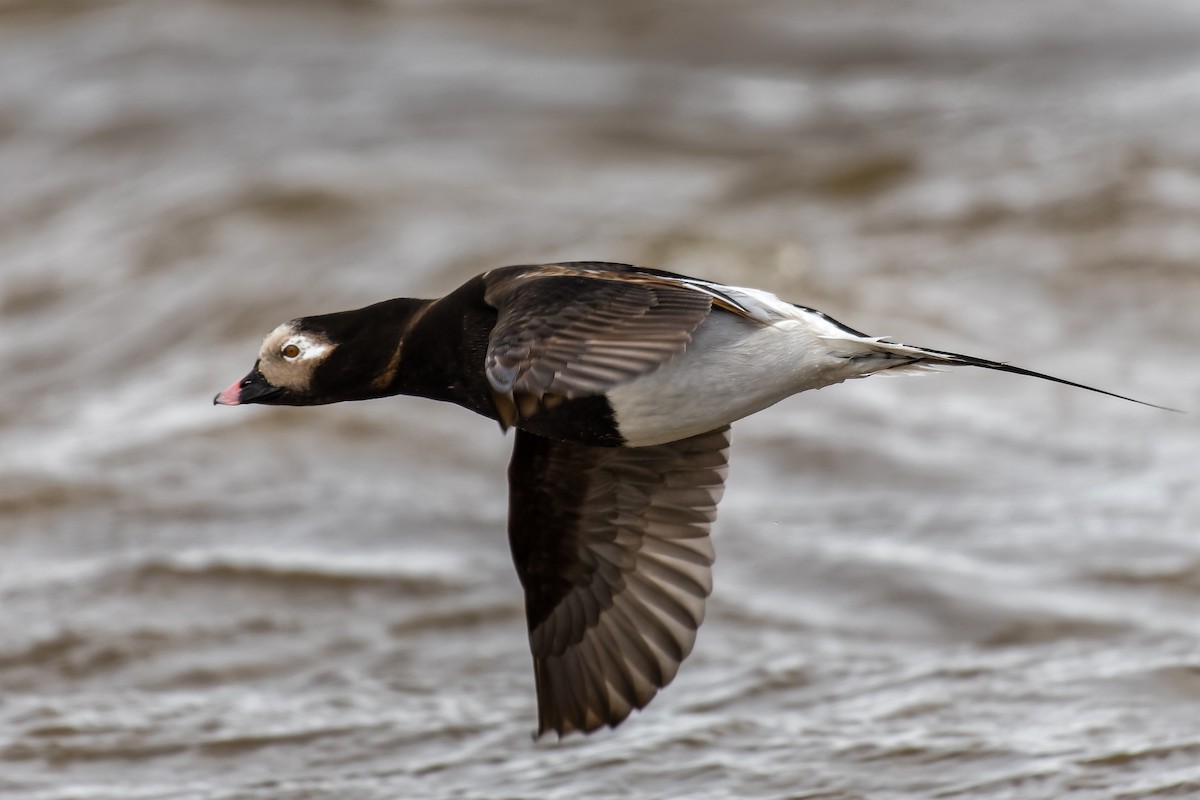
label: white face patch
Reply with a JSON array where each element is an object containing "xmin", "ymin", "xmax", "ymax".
[
  {"xmin": 257, "ymin": 323, "xmax": 337, "ymax": 393},
  {"xmin": 279, "ymin": 333, "xmax": 335, "ymax": 363}
]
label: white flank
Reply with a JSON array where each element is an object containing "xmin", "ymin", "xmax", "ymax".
[{"xmin": 605, "ymin": 282, "xmax": 953, "ymax": 447}]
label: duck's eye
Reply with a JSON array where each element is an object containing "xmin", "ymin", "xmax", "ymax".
[{"xmin": 282, "ymin": 343, "xmax": 302, "ymax": 359}]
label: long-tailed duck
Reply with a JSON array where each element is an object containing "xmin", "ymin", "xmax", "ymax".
[{"xmin": 214, "ymin": 261, "xmax": 1169, "ymax": 737}]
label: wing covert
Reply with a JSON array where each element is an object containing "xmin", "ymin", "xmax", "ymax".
[{"xmin": 483, "ymin": 265, "xmax": 714, "ymax": 411}]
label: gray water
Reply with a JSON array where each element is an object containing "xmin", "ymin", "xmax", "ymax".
[{"xmin": 2, "ymin": 1, "xmax": 1199, "ymax": 798}]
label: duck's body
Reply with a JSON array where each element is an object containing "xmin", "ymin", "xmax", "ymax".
[{"xmin": 214, "ymin": 261, "xmax": 1159, "ymax": 737}]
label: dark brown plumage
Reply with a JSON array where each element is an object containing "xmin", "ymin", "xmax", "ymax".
[{"xmin": 508, "ymin": 426, "xmax": 730, "ymax": 736}]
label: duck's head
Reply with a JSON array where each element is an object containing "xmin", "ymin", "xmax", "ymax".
[
  {"xmin": 213, "ymin": 320, "xmax": 341, "ymax": 407},
  {"xmin": 214, "ymin": 297, "xmax": 436, "ymax": 408}
]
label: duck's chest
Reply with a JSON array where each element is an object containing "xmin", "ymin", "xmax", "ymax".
[{"xmin": 514, "ymin": 394, "xmax": 626, "ymax": 447}]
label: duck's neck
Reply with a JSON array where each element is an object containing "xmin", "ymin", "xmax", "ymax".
[{"xmin": 383, "ymin": 275, "xmax": 500, "ymax": 420}]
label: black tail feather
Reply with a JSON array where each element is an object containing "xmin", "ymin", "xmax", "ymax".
[{"xmin": 914, "ymin": 345, "xmax": 1183, "ymax": 413}]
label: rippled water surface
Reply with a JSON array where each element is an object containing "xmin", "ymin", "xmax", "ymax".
[{"xmin": 2, "ymin": 1, "xmax": 1199, "ymax": 798}]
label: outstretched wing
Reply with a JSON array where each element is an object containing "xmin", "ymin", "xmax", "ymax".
[
  {"xmin": 507, "ymin": 425, "xmax": 731, "ymax": 736},
  {"xmin": 482, "ymin": 265, "xmax": 715, "ymax": 422}
]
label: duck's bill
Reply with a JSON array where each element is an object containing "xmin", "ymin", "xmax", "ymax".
[{"xmin": 213, "ymin": 367, "xmax": 285, "ymax": 406}]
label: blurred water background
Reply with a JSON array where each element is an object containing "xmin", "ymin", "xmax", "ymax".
[{"xmin": 1, "ymin": 1, "xmax": 1199, "ymax": 798}]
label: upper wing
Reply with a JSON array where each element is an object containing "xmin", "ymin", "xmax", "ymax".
[
  {"xmin": 506, "ymin": 425, "xmax": 731, "ymax": 736},
  {"xmin": 482, "ymin": 265, "xmax": 716, "ymax": 423}
]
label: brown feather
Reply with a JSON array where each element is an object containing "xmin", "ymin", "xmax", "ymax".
[
  {"xmin": 507, "ymin": 425, "xmax": 731, "ymax": 736},
  {"xmin": 482, "ymin": 265, "xmax": 718, "ymax": 418}
]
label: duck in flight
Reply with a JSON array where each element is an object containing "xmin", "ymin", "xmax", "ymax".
[{"xmin": 214, "ymin": 261, "xmax": 1169, "ymax": 737}]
